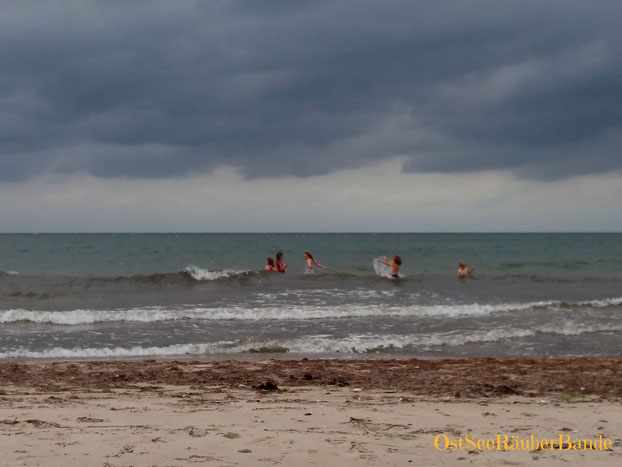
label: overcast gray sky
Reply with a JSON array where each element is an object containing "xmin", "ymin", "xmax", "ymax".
[{"xmin": 1, "ymin": 0, "xmax": 621, "ymax": 231}]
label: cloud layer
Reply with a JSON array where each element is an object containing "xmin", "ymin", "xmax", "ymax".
[{"xmin": 2, "ymin": 0, "xmax": 622, "ymax": 182}]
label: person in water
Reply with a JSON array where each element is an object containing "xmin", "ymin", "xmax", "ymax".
[
  {"xmin": 457, "ymin": 261, "xmax": 475, "ymax": 277},
  {"xmin": 377, "ymin": 255, "xmax": 402, "ymax": 278},
  {"xmin": 265, "ymin": 258, "xmax": 277, "ymax": 271},
  {"xmin": 275, "ymin": 252, "xmax": 287, "ymax": 274},
  {"xmin": 303, "ymin": 252, "xmax": 326, "ymax": 272}
]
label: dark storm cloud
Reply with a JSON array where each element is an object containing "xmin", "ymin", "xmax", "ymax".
[{"xmin": 1, "ymin": 0, "xmax": 622, "ymax": 181}]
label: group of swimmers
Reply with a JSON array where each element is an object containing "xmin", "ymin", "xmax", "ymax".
[
  {"xmin": 265, "ymin": 252, "xmax": 474, "ymax": 279},
  {"xmin": 265, "ymin": 251, "xmax": 326, "ymax": 274}
]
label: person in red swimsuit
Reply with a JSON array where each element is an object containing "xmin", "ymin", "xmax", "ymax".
[
  {"xmin": 276, "ymin": 252, "xmax": 287, "ymax": 274},
  {"xmin": 265, "ymin": 258, "xmax": 277, "ymax": 271}
]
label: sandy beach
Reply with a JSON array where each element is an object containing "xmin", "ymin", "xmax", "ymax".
[{"xmin": 1, "ymin": 358, "xmax": 621, "ymax": 466}]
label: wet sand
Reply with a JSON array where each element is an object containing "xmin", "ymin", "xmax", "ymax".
[
  {"xmin": 1, "ymin": 358, "xmax": 621, "ymax": 466},
  {"xmin": 2, "ymin": 357, "xmax": 622, "ymax": 397}
]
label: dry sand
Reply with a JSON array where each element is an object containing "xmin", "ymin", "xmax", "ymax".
[{"xmin": 1, "ymin": 358, "xmax": 621, "ymax": 466}]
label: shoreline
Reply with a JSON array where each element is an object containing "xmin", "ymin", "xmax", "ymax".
[{"xmin": 2, "ymin": 357, "xmax": 621, "ymax": 398}]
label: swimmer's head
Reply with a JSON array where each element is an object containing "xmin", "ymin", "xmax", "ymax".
[
  {"xmin": 276, "ymin": 251, "xmax": 283, "ymax": 261},
  {"xmin": 303, "ymin": 251, "xmax": 313, "ymax": 260},
  {"xmin": 394, "ymin": 255, "xmax": 402, "ymax": 265},
  {"xmin": 267, "ymin": 258, "xmax": 275, "ymax": 266},
  {"xmin": 459, "ymin": 261, "xmax": 466, "ymax": 268}
]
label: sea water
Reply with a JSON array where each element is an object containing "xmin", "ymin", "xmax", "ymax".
[{"xmin": 1, "ymin": 233, "xmax": 621, "ymax": 359}]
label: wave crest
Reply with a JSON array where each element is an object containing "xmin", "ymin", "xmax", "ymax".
[
  {"xmin": 183, "ymin": 265, "xmax": 252, "ymax": 281},
  {"xmin": 1, "ymin": 297, "xmax": 620, "ymax": 325},
  {"xmin": 2, "ymin": 323, "xmax": 622, "ymax": 359}
]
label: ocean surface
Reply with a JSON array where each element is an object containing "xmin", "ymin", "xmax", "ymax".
[{"xmin": 1, "ymin": 233, "xmax": 621, "ymax": 360}]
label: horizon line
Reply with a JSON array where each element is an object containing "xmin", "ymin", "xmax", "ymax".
[{"xmin": 0, "ymin": 231, "xmax": 620, "ymax": 235}]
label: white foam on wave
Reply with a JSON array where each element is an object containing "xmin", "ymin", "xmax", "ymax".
[
  {"xmin": 257, "ymin": 288, "xmax": 397, "ymax": 300},
  {"xmin": 4, "ymin": 296, "xmax": 620, "ymax": 326},
  {"xmin": 0, "ymin": 342, "xmax": 230, "ymax": 360},
  {"xmin": 259, "ymin": 328, "xmax": 536, "ymax": 353},
  {"xmin": 577, "ymin": 297, "xmax": 622, "ymax": 307},
  {"xmin": 0, "ymin": 301, "xmax": 551, "ymax": 325},
  {"xmin": 536, "ymin": 322, "xmax": 622, "ymax": 336},
  {"xmin": 3, "ymin": 322, "xmax": 622, "ymax": 359},
  {"xmin": 0, "ymin": 308, "xmax": 204, "ymax": 325},
  {"xmin": 184, "ymin": 265, "xmax": 251, "ymax": 281}
]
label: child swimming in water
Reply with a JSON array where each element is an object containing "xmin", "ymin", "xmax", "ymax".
[
  {"xmin": 377, "ymin": 255, "xmax": 402, "ymax": 278},
  {"xmin": 265, "ymin": 258, "xmax": 276, "ymax": 271},
  {"xmin": 303, "ymin": 252, "xmax": 326, "ymax": 273},
  {"xmin": 457, "ymin": 261, "xmax": 474, "ymax": 277},
  {"xmin": 276, "ymin": 252, "xmax": 287, "ymax": 274}
]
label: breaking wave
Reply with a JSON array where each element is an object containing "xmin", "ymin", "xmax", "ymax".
[
  {"xmin": 1, "ymin": 297, "xmax": 621, "ymax": 325},
  {"xmin": 577, "ymin": 297, "xmax": 622, "ymax": 307},
  {"xmin": 2, "ymin": 323, "xmax": 622, "ymax": 359},
  {"xmin": 81, "ymin": 266, "xmax": 255, "ymax": 285},
  {"xmin": 182, "ymin": 265, "xmax": 252, "ymax": 281}
]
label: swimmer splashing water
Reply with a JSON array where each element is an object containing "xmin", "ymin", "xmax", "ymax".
[{"xmin": 376, "ymin": 255, "xmax": 402, "ymax": 279}]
